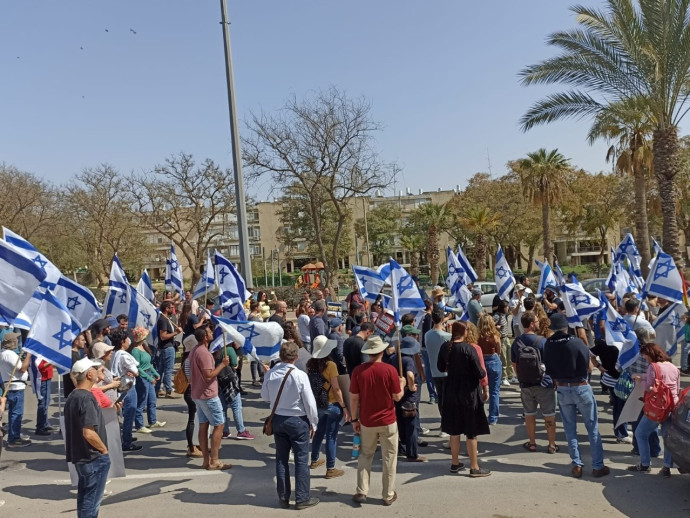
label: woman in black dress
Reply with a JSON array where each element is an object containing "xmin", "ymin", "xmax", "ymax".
[{"xmin": 437, "ymin": 321, "xmax": 491, "ymax": 477}]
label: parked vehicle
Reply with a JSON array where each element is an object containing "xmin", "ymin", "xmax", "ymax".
[
  {"xmin": 580, "ymin": 277, "xmax": 608, "ymax": 295},
  {"xmin": 665, "ymin": 387, "xmax": 690, "ymax": 473}
]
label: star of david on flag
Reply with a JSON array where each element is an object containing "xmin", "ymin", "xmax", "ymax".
[
  {"xmin": 3, "ymin": 227, "xmax": 61, "ymax": 288},
  {"xmin": 653, "ymin": 302, "xmax": 687, "ymax": 357},
  {"xmin": 643, "ymin": 251, "xmax": 685, "ymax": 304},
  {"xmin": 389, "ymin": 258, "xmax": 425, "ymax": 325},
  {"xmin": 614, "ymin": 233, "xmax": 643, "ymax": 280},
  {"xmin": 165, "ymin": 243, "xmax": 184, "ymax": 298},
  {"xmin": 23, "ymin": 290, "xmax": 81, "ymax": 375},
  {"xmin": 535, "ymin": 259, "xmax": 558, "ymax": 296},
  {"xmin": 193, "ymin": 250, "xmax": 216, "ymax": 300},
  {"xmin": 352, "ymin": 265, "xmax": 385, "ymax": 304},
  {"xmin": 494, "ymin": 245, "xmax": 515, "ymax": 301},
  {"xmin": 53, "ymin": 275, "xmax": 101, "ymax": 330},
  {"xmin": 214, "ymin": 251, "xmax": 249, "ymax": 320},
  {"xmin": 209, "ymin": 314, "xmax": 282, "ymax": 360},
  {"xmin": 600, "ymin": 292, "xmax": 639, "ymax": 370},
  {"xmin": 561, "ymin": 283, "xmax": 605, "ymax": 328}
]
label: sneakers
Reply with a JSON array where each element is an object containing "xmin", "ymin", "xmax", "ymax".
[
  {"xmin": 420, "ymin": 427, "xmax": 431, "ymax": 436},
  {"xmin": 469, "ymin": 467, "xmax": 491, "ymax": 478},
  {"xmin": 508, "ymin": 377, "xmax": 519, "ymax": 384},
  {"xmin": 35, "ymin": 429, "xmax": 53, "ymax": 436},
  {"xmin": 659, "ymin": 466, "xmax": 672, "ymax": 478},
  {"xmin": 150, "ymin": 421, "xmax": 166, "ymax": 428},
  {"xmin": 135, "ymin": 427, "xmax": 152, "ymax": 434},
  {"xmin": 571, "ymin": 465, "xmax": 583, "ymax": 478},
  {"xmin": 352, "ymin": 493, "xmax": 367, "ymax": 504},
  {"xmin": 501, "ymin": 380, "xmax": 511, "ymax": 387},
  {"xmin": 439, "ymin": 431, "xmax": 449, "ymax": 438},
  {"xmin": 616, "ymin": 436, "xmax": 633, "ymax": 444},
  {"xmin": 165, "ymin": 392, "xmax": 181, "ymax": 399},
  {"xmin": 309, "ymin": 458, "xmax": 325, "ymax": 469},
  {"xmin": 122, "ymin": 444, "xmax": 143, "ymax": 452},
  {"xmin": 627, "ymin": 464, "xmax": 650, "ymax": 473},
  {"xmin": 325, "ymin": 468, "xmax": 344, "ymax": 478},
  {"xmin": 295, "ymin": 497, "xmax": 319, "ymax": 510},
  {"xmin": 8, "ymin": 438, "xmax": 32, "ymax": 447},
  {"xmin": 450, "ymin": 462, "xmax": 466, "ymax": 473},
  {"xmin": 383, "ymin": 491, "xmax": 397, "ymax": 506},
  {"xmin": 592, "ymin": 466, "xmax": 610, "ymax": 478},
  {"xmin": 222, "ymin": 431, "xmax": 232, "ymax": 439},
  {"xmin": 429, "ymin": 396, "xmax": 437, "ymax": 405},
  {"xmin": 236, "ymin": 430, "xmax": 255, "ymax": 440},
  {"xmin": 406, "ymin": 456, "xmax": 428, "ymax": 462}
]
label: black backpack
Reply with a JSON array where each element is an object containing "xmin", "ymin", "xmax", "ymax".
[
  {"xmin": 307, "ymin": 369, "xmax": 330, "ymax": 408},
  {"xmin": 516, "ymin": 336, "xmax": 545, "ymax": 386}
]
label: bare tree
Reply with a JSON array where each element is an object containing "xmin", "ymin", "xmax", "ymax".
[
  {"xmin": 129, "ymin": 153, "xmax": 237, "ymax": 285},
  {"xmin": 243, "ymin": 87, "xmax": 398, "ymax": 290},
  {"xmin": 0, "ymin": 164, "xmax": 56, "ymax": 239}
]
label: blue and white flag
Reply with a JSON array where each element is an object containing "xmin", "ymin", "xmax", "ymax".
[
  {"xmin": 3, "ymin": 227, "xmax": 61, "ymax": 288},
  {"xmin": 136, "ymin": 269, "xmax": 155, "ymax": 303},
  {"xmin": 105, "ymin": 255, "xmax": 131, "ymax": 315},
  {"xmin": 53, "ymin": 275, "xmax": 101, "ymax": 330},
  {"xmin": 28, "ymin": 357, "xmax": 42, "ymax": 400},
  {"xmin": 108, "ymin": 254, "xmax": 129, "ymax": 292},
  {"xmin": 104, "ymin": 284, "xmax": 159, "ymax": 347},
  {"xmin": 553, "ymin": 261, "xmax": 567, "ymax": 286},
  {"xmin": 561, "ymin": 283, "xmax": 605, "ymax": 327},
  {"xmin": 214, "ymin": 251, "xmax": 249, "ymax": 320},
  {"xmin": 614, "ymin": 233, "xmax": 643, "ymax": 279},
  {"xmin": 446, "ymin": 246, "xmax": 466, "ymax": 295},
  {"xmin": 600, "ymin": 292, "xmax": 639, "ymax": 369},
  {"xmin": 606, "ymin": 262, "xmax": 629, "ymax": 304},
  {"xmin": 165, "ymin": 243, "xmax": 184, "ymax": 297},
  {"xmin": 0, "ymin": 239, "xmax": 47, "ymax": 324},
  {"xmin": 653, "ymin": 302, "xmax": 687, "ymax": 357},
  {"xmin": 456, "ymin": 245, "xmax": 478, "ymax": 284},
  {"xmin": 643, "ymin": 251, "xmax": 685, "ymax": 304},
  {"xmin": 494, "ymin": 245, "xmax": 515, "ymax": 301},
  {"xmin": 353, "ymin": 265, "xmax": 385, "ymax": 304},
  {"xmin": 447, "ymin": 284, "xmax": 471, "ymax": 321},
  {"xmin": 22, "ymin": 290, "xmax": 80, "ymax": 375},
  {"xmin": 377, "ymin": 263, "xmax": 392, "ymax": 285},
  {"xmin": 209, "ymin": 314, "xmax": 282, "ymax": 361},
  {"xmin": 389, "ymin": 258, "xmax": 425, "ymax": 324},
  {"xmin": 193, "ymin": 251, "xmax": 216, "ymax": 300},
  {"xmin": 535, "ymin": 259, "xmax": 558, "ymax": 295}
]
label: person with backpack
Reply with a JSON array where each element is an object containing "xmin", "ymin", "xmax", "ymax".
[
  {"xmin": 511, "ymin": 312, "xmax": 558, "ymax": 454},
  {"xmin": 542, "ymin": 313, "xmax": 609, "ymax": 479},
  {"xmin": 627, "ymin": 342, "xmax": 680, "ymax": 477},
  {"xmin": 307, "ymin": 335, "xmax": 351, "ymax": 479}
]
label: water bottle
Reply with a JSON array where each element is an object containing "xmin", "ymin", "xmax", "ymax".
[{"xmin": 352, "ymin": 433, "xmax": 361, "ymax": 459}]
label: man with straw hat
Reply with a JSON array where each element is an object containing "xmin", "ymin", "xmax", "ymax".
[
  {"xmin": 0, "ymin": 332, "xmax": 32, "ymax": 447},
  {"xmin": 350, "ymin": 335, "xmax": 406, "ymax": 506}
]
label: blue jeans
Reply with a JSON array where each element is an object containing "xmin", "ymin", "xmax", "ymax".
[
  {"xmin": 682, "ymin": 339, "xmax": 690, "ymax": 370},
  {"xmin": 631, "ymin": 411, "xmax": 661, "ymax": 456},
  {"xmin": 274, "ymin": 414, "xmax": 311, "ymax": 504},
  {"xmin": 6, "ymin": 390, "xmax": 25, "ymax": 443},
  {"xmin": 635, "ymin": 416, "xmax": 673, "ymax": 468},
  {"xmin": 557, "ymin": 384, "xmax": 605, "ymax": 469},
  {"xmin": 484, "ymin": 354, "xmax": 502, "ymax": 424},
  {"xmin": 135, "ymin": 377, "xmax": 157, "ymax": 429},
  {"xmin": 608, "ymin": 387, "xmax": 628, "ymax": 438},
  {"xmin": 121, "ymin": 387, "xmax": 137, "ymax": 447},
  {"xmin": 36, "ymin": 379, "xmax": 52, "ymax": 431},
  {"xmin": 311, "ymin": 403, "xmax": 343, "ymax": 468},
  {"xmin": 155, "ymin": 347, "xmax": 175, "ymax": 394},
  {"xmin": 395, "ymin": 404, "xmax": 419, "ymax": 459},
  {"xmin": 420, "ymin": 349, "xmax": 437, "ymax": 400},
  {"xmin": 74, "ymin": 453, "xmax": 111, "ymax": 518},
  {"xmin": 220, "ymin": 392, "xmax": 247, "ymax": 434}
]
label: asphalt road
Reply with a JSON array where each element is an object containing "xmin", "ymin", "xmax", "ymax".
[{"xmin": 1, "ymin": 369, "xmax": 689, "ymax": 518}]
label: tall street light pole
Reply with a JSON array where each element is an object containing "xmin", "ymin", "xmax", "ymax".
[{"xmin": 220, "ymin": 0, "xmax": 253, "ymax": 287}]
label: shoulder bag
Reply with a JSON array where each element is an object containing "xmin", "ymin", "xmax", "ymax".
[{"xmin": 263, "ymin": 368, "xmax": 295, "ymax": 436}]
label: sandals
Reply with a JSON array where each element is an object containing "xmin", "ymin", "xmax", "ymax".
[
  {"xmin": 547, "ymin": 444, "xmax": 560, "ymax": 454},
  {"xmin": 207, "ymin": 462, "xmax": 233, "ymax": 471},
  {"xmin": 522, "ymin": 442, "xmax": 537, "ymax": 452}
]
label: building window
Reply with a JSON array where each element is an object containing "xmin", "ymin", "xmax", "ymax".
[{"xmin": 229, "ymin": 245, "xmax": 240, "ymax": 256}]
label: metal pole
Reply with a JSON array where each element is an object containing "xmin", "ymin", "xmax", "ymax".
[
  {"xmin": 363, "ymin": 197, "xmax": 372, "ymax": 267},
  {"xmin": 263, "ymin": 247, "xmax": 267, "ymax": 286},
  {"xmin": 271, "ymin": 249, "xmax": 275, "ymax": 287},
  {"xmin": 277, "ymin": 249, "xmax": 282, "ymax": 286},
  {"xmin": 220, "ymin": 0, "xmax": 253, "ymax": 288}
]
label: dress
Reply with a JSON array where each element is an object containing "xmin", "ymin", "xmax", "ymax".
[{"xmin": 437, "ymin": 340, "xmax": 489, "ymax": 438}]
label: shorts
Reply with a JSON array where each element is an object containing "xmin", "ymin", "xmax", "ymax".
[
  {"xmin": 193, "ymin": 396, "xmax": 225, "ymax": 427},
  {"xmin": 520, "ymin": 385, "xmax": 557, "ymax": 417}
]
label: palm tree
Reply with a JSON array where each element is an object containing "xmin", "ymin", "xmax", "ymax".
[
  {"xmin": 519, "ymin": 0, "xmax": 690, "ymax": 263},
  {"xmin": 587, "ymin": 97, "xmax": 655, "ymax": 274},
  {"xmin": 512, "ymin": 149, "xmax": 570, "ymax": 263},
  {"xmin": 409, "ymin": 203, "xmax": 451, "ymax": 285},
  {"xmin": 400, "ymin": 233, "xmax": 424, "ymax": 277},
  {"xmin": 459, "ymin": 206, "xmax": 500, "ymax": 281}
]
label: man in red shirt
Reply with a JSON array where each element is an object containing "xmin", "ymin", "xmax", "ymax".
[
  {"xmin": 35, "ymin": 360, "xmax": 56, "ymax": 435},
  {"xmin": 349, "ymin": 335, "xmax": 405, "ymax": 506}
]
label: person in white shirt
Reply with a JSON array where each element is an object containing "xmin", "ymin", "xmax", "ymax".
[
  {"xmin": 261, "ymin": 341, "xmax": 319, "ymax": 510},
  {"xmin": 510, "ymin": 284, "xmax": 527, "ymax": 337},
  {"xmin": 0, "ymin": 333, "xmax": 32, "ymax": 447}
]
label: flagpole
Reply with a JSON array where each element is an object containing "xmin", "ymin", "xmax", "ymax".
[{"xmin": 396, "ymin": 328, "xmax": 403, "ymax": 377}]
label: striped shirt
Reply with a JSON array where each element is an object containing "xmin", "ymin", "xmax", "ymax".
[{"xmin": 493, "ymin": 313, "xmax": 510, "ymax": 338}]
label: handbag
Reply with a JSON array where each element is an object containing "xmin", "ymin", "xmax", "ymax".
[
  {"xmin": 173, "ymin": 368, "xmax": 189, "ymax": 394},
  {"xmin": 263, "ymin": 368, "xmax": 294, "ymax": 436},
  {"xmin": 613, "ymin": 371, "xmax": 634, "ymax": 401},
  {"xmin": 400, "ymin": 400, "xmax": 417, "ymax": 418},
  {"xmin": 217, "ymin": 366, "xmax": 239, "ymax": 404}
]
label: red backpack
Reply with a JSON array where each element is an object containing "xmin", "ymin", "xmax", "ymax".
[{"xmin": 643, "ymin": 363, "xmax": 675, "ymax": 422}]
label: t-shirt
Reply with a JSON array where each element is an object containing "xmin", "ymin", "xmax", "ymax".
[
  {"xmin": 424, "ymin": 329, "xmax": 450, "ymax": 378},
  {"xmin": 510, "ymin": 333, "xmax": 552, "ymax": 388},
  {"xmin": 64, "ymin": 389, "xmax": 107, "ymax": 464},
  {"xmin": 91, "ymin": 387, "xmax": 112, "ymax": 408},
  {"xmin": 320, "ymin": 360, "xmax": 339, "ymax": 404},
  {"xmin": 468, "ymin": 299, "xmax": 483, "ymax": 325},
  {"xmin": 350, "ymin": 361, "xmax": 400, "ymax": 427},
  {"xmin": 189, "ymin": 345, "xmax": 217, "ymax": 400},
  {"xmin": 157, "ymin": 314, "xmax": 175, "ymax": 349},
  {"xmin": 343, "ymin": 335, "xmax": 365, "ymax": 375},
  {"xmin": 0, "ymin": 349, "xmax": 28, "ymax": 391},
  {"xmin": 543, "ymin": 331, "xmax": 590, "ymax": 383},
  {"xmin": 268, "ymin": 313, "xmax": 285, "ymax": 326},
  {"xmin": 183, "ymin": 314, "xmax": 199, "ymax": 339},
  {"xmin": 63, "ymin": 349, "xmax": 83, "ymax": 398}
]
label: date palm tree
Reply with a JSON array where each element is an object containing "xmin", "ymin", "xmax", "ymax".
[
  {"xmin": 512, "ymin": 149, "xmax": 570, "ymax": 263},
  {"xmin": 520, "ymin": 0, "xmax": 690, "ymax": 263},
  {"xmin": 409, "ymin": 203, "xmax": 451, "ymax": 285},
  {"xmin": 400, "ymin": 233, "xmax": 424, "ymax": 277},
  {"xmin": 458, "ymin": 206, "xmax": 500, "ymax": 281}
]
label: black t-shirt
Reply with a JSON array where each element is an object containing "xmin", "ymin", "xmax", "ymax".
[
  {"xmin": 543, "ymin": 331, "xmax": 590, "ymax": 383},
  {"xmin": 157, "ymin": 314, "xmax": 175, "ymax": 349},
  {"xmin": 64, "ymin": 389, "xmax": 107, "ymax": 464},
  {"xmin": 63, "ymin": 350, "xmax": 83, "ymax": 398},
  {"xmin": 268, "ymin": 314, "xmax": 285, "ymax": 326},
  {"xmin": 183, "ymin": 314, "xmax": 198, "ymax": 339},
  {"xmin": 343, "ymin": 335, "xmax": 365, "ymax": 375}
]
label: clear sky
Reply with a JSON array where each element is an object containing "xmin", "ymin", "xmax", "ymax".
[{"xmin": 0, "ymin": 0, "xmax": 614, "ymax": 200}]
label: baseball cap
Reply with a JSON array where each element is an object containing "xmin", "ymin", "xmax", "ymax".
[
  {"xmin": 401, "ymin": 325, "xmax": 420, "ymax": 335},
  {"xmin": 71, "ymin": 358, "xmax": 103, "ymax": 375},
  {"xmin": 329, "ymin": 317, "xmax": 343, "ymax": 328},
  {"xmin": 549, "ymin": 312, "xmax": 568, "ymax": 330}
]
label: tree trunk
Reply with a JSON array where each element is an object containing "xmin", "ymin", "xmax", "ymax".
[
  {"xmin": 527, "ymin": 244, "xmax": 535, "ymax": 276},
  {"xmin": 630, "ymin": 140, "xmax": 652, "ymax": 276},
  {"xmin": 428, "ymin": 227, "xmax": 439, "ymax": 285},
  {"xmin": 541, "ymin": 188, "xmax": 552, "ymax": 262},
  {"xmin": 653, "ymin": 126, "xmax": 682, "ymax": 265},
  {"xmin": 476, "ymin": 234, "xmax": 487, "ymax": 281},
  {"xmin": 410, "ymin": 251, "xmax": 420, "ymax": 277}
]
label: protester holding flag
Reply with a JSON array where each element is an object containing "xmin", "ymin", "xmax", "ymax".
[
  {"xmin": 110, "ymin": 328, "xmax": 142, "ymax": 452},
  {"xmin": 0, "ymin": 333, "xmax": 32, "ymax": 447},
  {"xmin": 156, "ymin": 301, "xmax": 182, "ymax": 398}
]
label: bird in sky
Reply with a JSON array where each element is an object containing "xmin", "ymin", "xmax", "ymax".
[
  {"xmin": 130, "ymin": 28, "xmax": 137, "ymax": 35},
  {"xmin": 105, "ymin": 28, "xmax": 109, "ymax": 32}
]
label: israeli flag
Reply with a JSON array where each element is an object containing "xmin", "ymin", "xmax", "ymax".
[
  {"xmin": 353, "ymin": 265, "xmax": 385, "ymax": 304},
  {"xmin": 0, "ymin": 239, "xmax": 47, "ymax": 324},
  {"xmin": 136, "ymin": 269, "xmax": 155, "ymax": 303},
  {"xmin": 446, "ymin": 246, "xmax": 466, "ymax": 295},
  {"xmin": 214, "ymin": 251, "xmax": 249, "ymax": 320},
  {"xmin": 600, "ymin": 292, "xmax": 639, "ymax": 369},
  {"xmin": 614, "ymin": 233, "xmax": 643, "ymax": 279},
  {"xmin": 193, "ymin": 250, "xmax": 216, "ymax": 300},
  {"xmin": 108, "ymin": 254, "xmax": 129, "ymax": 292},
  {"xmin": 553, "ymin": 261, "xmax": 567, "ymax": 286},
  {"xmin": 377, "ymin": 263, "xmax": 392, "ymax": 285},
  {"xmin": 561, "ymin": 283, "xmax": 605, "ymax": 327},
  {"xmin": 3, "ymin": 228, "xmax": 60, "ymax": 288},
  {"xmin": 389, "ymin": 258, "xmax": 425, "ymax": 324},
  {"xmin": 165, "ymin": 243, "xmax": 184, "ymax": 297},
  {"xmin": 209, "ymin": 314, "xmax": 282, "ymax": 361},
  {"xmin": 53, "ymin": 276, "xmax": 101, "ymax": 330},
  {"xmin": 105, "ymin": 256, "xmax": 130, "ymax": 315},
  {"xmin": 494, "ymin": 245, "xmax": 515, "ymax": 301},
  {"xmin": 535, "ymin": 259, "xmax": 558, "ymax": 295},
  {"xmin": 456, "ymin": 245, "xmax": 478, "ymax": 284},
  {"xmin": 643, "ymin": 251, "xmax": 685, "ymax": 304},
  {"xmin": 22, "ymin": 290, "xmax": 80, "ymax": 375},
  {"xmin": 653, "ymin": 302, "xmax": 687, "ymax": 357},
  {"xmin": 606, "ymin": 262, "xmax": 629, "ymax": 304},
  {"xmin": 447, "ymin": 284, "xmax": 471, "ymax": 321}
]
